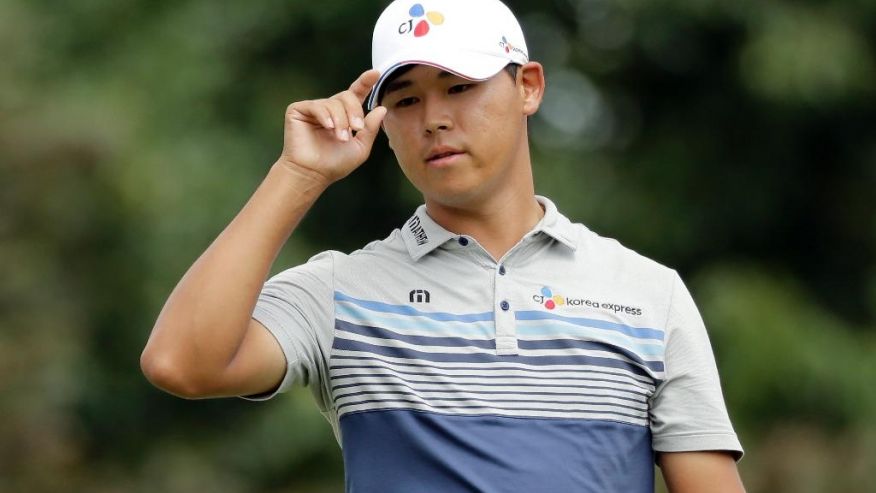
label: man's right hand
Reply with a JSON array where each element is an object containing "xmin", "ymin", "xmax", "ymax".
[{"xmin": 278, "ymin": 69, "xmax": 387, "ymax": 185}]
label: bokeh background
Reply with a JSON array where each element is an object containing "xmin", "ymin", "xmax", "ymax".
[{"xmin": 2, "ymin": 0, "xmax": 875, "ymax": 491}]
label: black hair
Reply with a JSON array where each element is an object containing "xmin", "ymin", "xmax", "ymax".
[{"xmin": 374, "ymin": 63, "xmax": 521, "ymax": 107}]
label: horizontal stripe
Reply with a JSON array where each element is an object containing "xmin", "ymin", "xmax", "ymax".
[
  {"xmin": 331, "ymin": 379, "xmax": 647, "ymax": 406},
  {"xmin": 330, "ymin": 371, "xmax": 650, "ymax": 398},
  {"xmin": 330, "ymin": 350, "xmax": 659, "ymax": 387},
  {"xmin": 516, "ymin": 324, "xmax": 664, "ymax": 357},
  {"xmin": 336, "ymin": 399, "xmax": 649, "ymax": 423},
  {"xmin": 517, "ymin": 338, "xmax": 663, "ymax": 371},
  {"xmin": 334, "ymin": 387, "xmax": 646, "ymax": 408},
  {"xmin": 516, "ymin": 310, "xmax": 664, "ymax": 341},
  {"xmin": 332, "ymin": 338, "xmax": 653, "ymax": 378},
  {"xmin": 335, "ymin": 291, "xmax": 493, "ymax": 323},
  {"xmin": 330, "ymin": 366, "xmax": 652, "ymax": 395},
  {"xmin": 337, "ymin": 319, "xmax": 496, "ymax": 350},
  {"xmin": 335, "ymin": 393, "xmax": 647, "ymax": 415},
  {"xmin": 337, "ymin": 303, "xmax": 494, "ymax": 339}
]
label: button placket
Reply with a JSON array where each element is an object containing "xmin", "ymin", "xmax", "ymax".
[{"xmin": 493, "ymin": 262, "xmax": 518, "ymax": 355}]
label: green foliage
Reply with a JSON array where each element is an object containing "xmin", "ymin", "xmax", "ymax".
[{"xmin": 1, "ymin": 0, "xmax": 874, "ymax": 491}]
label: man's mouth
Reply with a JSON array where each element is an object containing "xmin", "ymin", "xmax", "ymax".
[{"xmin": 426, "ymin": 147, "xmax": 465, "ymax": 163}]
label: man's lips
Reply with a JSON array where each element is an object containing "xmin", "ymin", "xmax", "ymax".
[{"xmin": 425, "ymin": 146, "xmax": 465, "ymax": 163}]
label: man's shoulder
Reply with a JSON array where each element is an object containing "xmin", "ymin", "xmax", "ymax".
[
  {"xmin": 337, "ymin": 228, "xmax": 411, "ymax": 262},
  {"xmin": 572, "ymin": 221, "xmax": 676, "ymax": 280}
]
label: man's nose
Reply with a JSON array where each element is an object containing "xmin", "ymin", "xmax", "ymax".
[{"xmin": 423, "ymin": 99, "xmax": 454, "ymax": 135}]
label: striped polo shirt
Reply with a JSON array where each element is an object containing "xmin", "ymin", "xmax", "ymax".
[{"xmin": 251, "ymin": 196, "xmax": 742, "ymax": 493}]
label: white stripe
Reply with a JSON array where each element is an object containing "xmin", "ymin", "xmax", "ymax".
[
  {"xmin": 330, "ymin": 366, "xmax": 653, "ymax": 394},
  {"xmin": 337, "ymin": 330, "xmax": 488, "ymax": 354},
  {"xmin": 336, "ymin": 394, "xmax": 646, "ymax": 415},
  {"xmin": 336, "ymin": 308, "xmax": 494, "ymax": 339},
  {"xmin": 330, "ymin": 370, "xmax": 651, "ymax": 397},
  {"xmin": 331, "ymin": 349, "xmax": 658, "ymax": 387},
  {"xmin": 336, "ymin": 330, "xmax": 662, "ymax": 375},
  {"xmin": 333, "ymin": 385, "xmax": 648, "ymax": 411},
  {"xmin": 336, "ymin": 401, "xmax": 649, "ymax": 427}
]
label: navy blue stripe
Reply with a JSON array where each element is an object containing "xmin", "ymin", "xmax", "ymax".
[
  {"xmin": 336, "ymin": 319, "xmax": 495, "ymax": 350},
  {"xmin": 335, "ymin": 385, "xmax": 646, "ymax": 406},
  {"xmin": 517, "ymin": 338, "xmax": 664, "ymax": 372},
  {"xmin": 332, "ymin": 338, "xmax": 652, "ymax": 378},
  {"xmin": 331, "ymin": 370, "xmax": 648, "ymax": 397},
  {"xmin": 329, "ymin": 357, "xmax": 658, "ymax": 386},
  {"xmin": 332, "ymin": 377, "xmax": 646, "ymax": 399},
  {"xmin": 331, "ymin": 356, "xmax": 660, "ymax": 387},
  {"xmin": 336, "ymin": 391, "xmax": 647, "ymax": 413},
  {"xmin": 335, "ymin": 398, "xmax": 648, "ymax": 420}
]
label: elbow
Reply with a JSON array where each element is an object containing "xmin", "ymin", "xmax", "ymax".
[{"xmin": 140, "ymin": 346, "xmax": 213, "ymax": 399}]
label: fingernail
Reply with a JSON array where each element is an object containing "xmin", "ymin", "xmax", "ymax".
[
  {"xmin": 352, "ymin": 117, "xmax": 364, "ymax": 130},
  {"xmin": 340, "ymin": 129, "xmax": 349, "ymax": 141},
  {"xmin": 325, "ymin": 119, "xmax": 335, "ymax": 129}
]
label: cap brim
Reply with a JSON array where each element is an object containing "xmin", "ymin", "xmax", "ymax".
[{"xmin": 367, "ymin": 49, "xmax": 510, "ymax": 110}]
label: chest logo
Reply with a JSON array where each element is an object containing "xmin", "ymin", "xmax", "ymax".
[{"xmin": 409, "ymin": 289, "xmax": 431, "ymax": 303}]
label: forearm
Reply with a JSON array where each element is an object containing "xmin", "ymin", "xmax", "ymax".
[
  {"xmin": 659, "ymin": 451, "xmax": 746, "ymax": 493},
  {"xmin": 141, "ymin": 162, "xmax": 327, "ymax": 389}
]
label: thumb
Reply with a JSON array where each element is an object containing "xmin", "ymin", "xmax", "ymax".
[{"xmin": 354, "ymin": 106, "xmax": 387, "ymax": 148}]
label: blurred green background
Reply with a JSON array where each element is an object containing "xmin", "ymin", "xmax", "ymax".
[{"xmin": 2, "ymin": 0, "xmax": 875, "ymax": 491}]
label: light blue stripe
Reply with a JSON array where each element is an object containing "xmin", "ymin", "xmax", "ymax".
[
  {"xmin": 335, "ymin": 291, "xmax": 494, "ymax": 323},
  {"xmin": 515, "ymin": 311, "xmax": 664, "ymax": 341},
  {"xmin": 516, "ymin": 324, "xmax": 664, "ymax": 357},
  {"xmin": 337, "ymin": 303, "xmax": 493, "ymax": 337}
]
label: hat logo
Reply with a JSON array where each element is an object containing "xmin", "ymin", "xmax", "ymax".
[
  {"xmin": 398, "ymin": 3, "xmax": 445, "ymax": 37},
  {"xmin": 499, "ymin": 36, "xmax": 527, "ymax": 59}
]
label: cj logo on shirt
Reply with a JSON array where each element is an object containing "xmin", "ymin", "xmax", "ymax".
[{"xmin": 533, "ymin": 286, "xmax": 644, "ymax": 316}]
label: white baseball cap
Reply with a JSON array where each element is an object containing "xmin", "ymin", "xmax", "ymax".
[{"xmin": 367, "ymin": 0, "xmax": 529, "ymax": 110}]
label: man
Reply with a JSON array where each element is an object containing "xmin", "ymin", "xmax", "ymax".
[{"xmin": 141, "ymin": 0, "xmax": 745, "ymax": 491}]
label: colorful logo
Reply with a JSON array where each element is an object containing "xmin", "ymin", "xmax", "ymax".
[
  {"xmin": 398, "ymin": 4, "xmax": 445, "ymax": 37},
  {"xmin": 499, "ymin": 36, "xmax": 528, "ymax": 58},
  {"xmin": 533, "ymin": 286, "xmax": 565, "ymax": 310}
]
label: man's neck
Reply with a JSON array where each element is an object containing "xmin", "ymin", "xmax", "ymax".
[{"xmin": 424, "ymin": 189, "xmax": 545, "ymax": 262}]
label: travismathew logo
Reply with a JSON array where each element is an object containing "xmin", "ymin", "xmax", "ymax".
[
  {"xmin": 409, "ymin": 289, "xmax": 431, "ymax": 303},
  {"xmin": 407, "ymin": 215, "xmax": 429, "ymax": 246}
]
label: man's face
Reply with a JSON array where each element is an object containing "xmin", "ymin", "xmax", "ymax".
[{"xmin": 379, "ymin": 64, "xmax": 537, "ymax": 208}]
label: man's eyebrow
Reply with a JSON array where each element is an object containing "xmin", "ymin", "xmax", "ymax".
[
  {"xmin": 383, "ymin": 70, "xmax": 462, "ymax": 99},
  {"xmin": 382, "ymin": 79, "xmax": 412, "ymax": 99}
]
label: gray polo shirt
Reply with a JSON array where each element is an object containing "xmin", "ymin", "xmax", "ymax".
[{"xmin": 251, "ymin": 196, "xmax": 742, "ymax": 493}]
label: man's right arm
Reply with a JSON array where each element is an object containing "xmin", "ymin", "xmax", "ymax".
[{"xmin": 140, "ymin": 70, "xmax": 387, "ymax": 399}]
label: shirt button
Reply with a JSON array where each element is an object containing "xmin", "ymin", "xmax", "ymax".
[
  {"xmin": 498, "ymin": 265, "xmax": 507, "ymax": 276},
  {"xmin": 500, "ymin": 300, "xmax": 510, "ymax": 311},
  {"xmin": 458, "ymin": 237, "xmax": 469, "ymax": 246}
]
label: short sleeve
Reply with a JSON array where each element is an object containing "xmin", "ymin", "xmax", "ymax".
[
  {"xmin": 649, "ymin": 273, "xmax": 744, "ymax": 460},
  {"xmin": 242, "ymin": 251, "xmax": 335, "ymax": 410}
]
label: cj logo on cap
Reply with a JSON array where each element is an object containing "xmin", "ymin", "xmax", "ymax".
[
  {"xmin": 499, "ymin": 36, "xmax": 528, "ymax": 58},
  {"xmin": 398, "ymin": 3, "xmax": 445, "ymax": 37}
]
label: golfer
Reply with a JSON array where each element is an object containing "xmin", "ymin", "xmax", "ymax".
[{"xmin": 142, "ymin": 0, "xmax": 745, "ymax": 491}]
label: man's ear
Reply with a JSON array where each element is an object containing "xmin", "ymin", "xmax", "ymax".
[{"xmin": 518, "ymin": 62, "xmax": 545, "ymax": 116}]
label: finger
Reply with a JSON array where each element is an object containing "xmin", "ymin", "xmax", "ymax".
[
  {"xmin": 354, "ymin": 106, "xmax": 387, "ymax": 148},
  {"xmin": 337, "ymin": 91, "xmax": 365, "ymax": 131},
  {"xmin": 289, "ymin": 101, "xmax": 334, "ymax": 130},
  {"xmin": 348, "ymin": 69, "xmax": 381, "ymax": 104},
  {"xmin": 324, "ymin": 99, "xmax": 351, "ymax": 141}
]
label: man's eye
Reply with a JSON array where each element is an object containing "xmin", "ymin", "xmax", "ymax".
[
  {"xmin": 395, "ymin": 97, "xmax": 418, "ymax": 108},
  {"xmin": 449, "ymin": 84, "xmax": 474, "ymax": 94}
]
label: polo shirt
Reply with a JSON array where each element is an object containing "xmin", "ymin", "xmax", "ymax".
[{"xmin": 250, "ymin": 196, "xmax": 743, "ymax": 493}]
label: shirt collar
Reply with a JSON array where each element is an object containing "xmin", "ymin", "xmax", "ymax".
[{"xmin": 400, "ymin": 195, "xmax": 579, "ymax": 261}]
